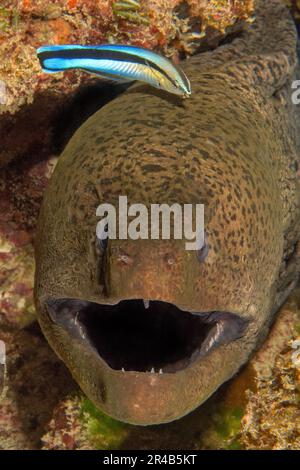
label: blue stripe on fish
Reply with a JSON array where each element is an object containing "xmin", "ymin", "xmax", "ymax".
[{"xmin": 36, "ymin": 44, "xmax": 191, "ymax": 97}]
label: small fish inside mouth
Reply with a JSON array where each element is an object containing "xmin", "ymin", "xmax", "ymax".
[{"xmin": 46, "ymin": 299, "xmax": 248, "ymax": 374}]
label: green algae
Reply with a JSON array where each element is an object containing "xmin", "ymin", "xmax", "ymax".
[
  {"xmin": 0, "ymin": 6, "xmax": 10, "ymax": 32},
  {"xmin": 12, "ymin": 9, "xmax": 20, "ymax": 30},
  {"xmin": 80, "ymin": 399, "xmax": 129, "ymax": 450},
  {"xmin": 209, "ymin": 406, "xmax": 244, "ymax": 449}
]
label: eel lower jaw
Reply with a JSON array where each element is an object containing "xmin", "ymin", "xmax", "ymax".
[{"xmin": 45, "ymin": 298, "xmax": 249, "ymax": 374}]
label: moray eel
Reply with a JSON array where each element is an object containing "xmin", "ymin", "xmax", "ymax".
[{"xmin": 34, "ymin": 0, "xmax": 300, "ymax": 425}]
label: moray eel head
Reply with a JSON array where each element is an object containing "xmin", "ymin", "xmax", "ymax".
[{"xmin": 34, "ymin": 105, "xmax": 286, "ymax": 424}]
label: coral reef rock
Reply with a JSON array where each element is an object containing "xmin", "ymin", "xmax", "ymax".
[{"xmin": 0, "ymin": 1, "xmax": 255, "ymax": 167}]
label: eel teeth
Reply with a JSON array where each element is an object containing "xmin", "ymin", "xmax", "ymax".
[
  {"xmin": 191, "ymin": 313, "xmax": 248, "ymax": 360},
  {"xmin": 143, "ymin": 299, "xmax": 150, "ymax": 309}
]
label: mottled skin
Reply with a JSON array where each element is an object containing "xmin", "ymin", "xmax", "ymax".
[{"xmin": 35, "ymin": 0, "xmax": 300, "ymax": 424}]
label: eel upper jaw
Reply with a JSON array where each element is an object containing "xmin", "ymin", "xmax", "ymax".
[{"xmin": 45, "ymin": 298, "xmax": 250, "ymax": 374}]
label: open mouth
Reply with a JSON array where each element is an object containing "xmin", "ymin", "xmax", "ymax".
[{"xmin": 46, "ymin": 299, "xmax": 248, "ymax": 374}]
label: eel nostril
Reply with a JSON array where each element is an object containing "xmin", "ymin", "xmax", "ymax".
[
  {"xmin": 117, "ymin": 253, "xmax": 134, "ymax": 266},
  {"xmin": 164, "ymin": 254, "xmax": 176, "ymax": 266}
]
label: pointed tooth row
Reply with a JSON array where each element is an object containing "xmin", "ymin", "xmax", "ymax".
[
  {"xmin": 120, "ymin": 367, "xmax": 164, "ymax": 374},
  {"xmin": 149, "ymin": 367, "xmax": 163, "ymax": 374},
  {"xmin": 191, "ymin": 314, "xmax": 248, "ymax": 361},
  {"xmin": 73, "ymin": 311, "xmax": 86, "ymax": 339}
]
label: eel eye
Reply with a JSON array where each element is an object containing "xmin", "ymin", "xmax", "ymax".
[
  {"xmin": 96, "ymin": 224, "xmax": 109, "ymax": 252},
  {"xmin": 197, "ymin": 233, "xmax": 209, "ymax": 263}
]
